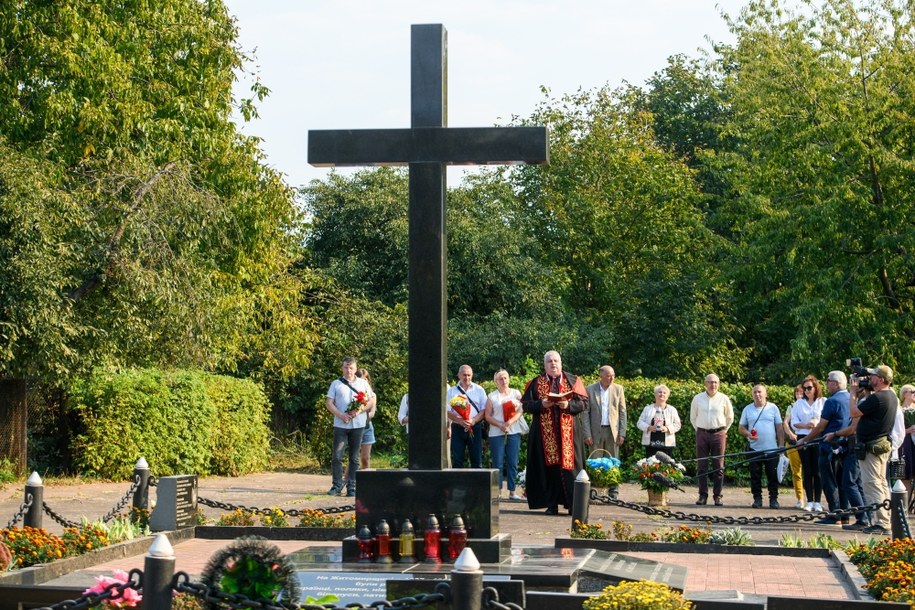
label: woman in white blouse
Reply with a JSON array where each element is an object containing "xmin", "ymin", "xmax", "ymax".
[
  {"xmin": 790, "ymin": 375, "xmax": 825, "ymax": 511},
  {"xmin": 636, "ymin": 384, "xmax": 682, "ymax": 459},
  {"xmin": 484, "ymin": 369, "xmax": 526, "ymax": 500}
]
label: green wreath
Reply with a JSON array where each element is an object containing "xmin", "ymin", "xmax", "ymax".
[{"xmin": 199, "ymin": 536, "xmax": 300, "ymax": 606}]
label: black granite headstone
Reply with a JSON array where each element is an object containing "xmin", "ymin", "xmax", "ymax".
[{"xmin": 149, "ymin": 475, "xmax": 197, "ymax": 531}]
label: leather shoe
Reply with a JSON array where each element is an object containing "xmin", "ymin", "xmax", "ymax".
[
  {"xmin": 695, "ymin": 497, "xmax": 707, "ymax": 505},
  {"xmin": 544, "ymin": 506, "xmax": 559, "ymax": 515},
  {"xmin": 714, "ymin": 498, "xmax": 724, "ymax": 506},
  {"xmin": 751, "ymin": 499, "xmax": 762, "ymax": 509},
  {"xmin": 769, "ymin": 500, "xmax": 780, "ymax": 509}
]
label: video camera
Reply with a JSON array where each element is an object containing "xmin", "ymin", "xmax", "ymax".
[{"xmin": 846, "ymin": 357, "xmax": 877, "ymax": 390}]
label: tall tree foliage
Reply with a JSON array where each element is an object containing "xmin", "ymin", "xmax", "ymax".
[
  {"xmin": 714, "ymin": 0, "xmax": 915, "ymax": 378},
  {"xmin": 0, "ymin": 1, "xmax": 315, "ymax": 381},
  {"xmin": 510, "ymin": 86, "xmax": 747, "ymax": 378}
]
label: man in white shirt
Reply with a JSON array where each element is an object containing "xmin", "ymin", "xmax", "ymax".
[
  {"xmin": 690, "ymin": 373, "xmax": 734, "ymax": 506},
  {"xmin": 446, "ymin": 365, "xmax": 488, "ymax": 468},
  {"xmin": 325, "ymin": 356, "xmax": 371, "ymax": 497}
]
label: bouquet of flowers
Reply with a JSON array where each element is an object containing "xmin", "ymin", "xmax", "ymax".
[
  {"xmin": 347, "ymin": 390, "xmax": 368, "ymax": 417},
  {"xmin": 585, "ymin": 455, "xmax": 622, "ymax": 488},
  {"xmin": 449, "ymin": 394, "xmax": 474, "ymax": 437},
  {"xmin": 631, "ymin": 456, "xmax": 685, "ymax": 493},
  {"xmin": 904, "ymin": 406, "xmax": 915, "ymax": 428}
]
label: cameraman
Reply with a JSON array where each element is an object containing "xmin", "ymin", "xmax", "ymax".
[{"xmin": 849, "ymin": 365, "xmax": 898, "ymax": 535}]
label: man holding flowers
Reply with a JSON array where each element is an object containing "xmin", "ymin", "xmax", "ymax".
[
  {"xmin": 325, "ymin": 356, "xmax": 372, "ymax": 497},
  {"xmin": 446, "ymin": 364, "xmax": 488, "ymax": 468}
]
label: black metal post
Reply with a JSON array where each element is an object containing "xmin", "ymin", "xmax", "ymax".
[
  {"xmin": 133, "ymin": 457, "xmax": 150, "ymax": 511},
  {"xmin": 891, "ymin": 479, "xmax": 911, "ymax": 540},
  {"xmin": 143, "ymin": 534, "xmax": 176, "ymax": 610},
  {"xmin": 24, "ymin": 472, "xmax": 42, "ymax": 529},
  {"xmin": 571, "ymin": 470, "xmax": 591, "ymax": 528},
  {"xmin": 450, "ymin": 547, "xmax": 483, "ymax": 610}
]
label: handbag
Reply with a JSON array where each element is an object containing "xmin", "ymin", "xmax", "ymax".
[{"xmin": 518, "ymin": 415, "xmax": 530, "ymax": 435}]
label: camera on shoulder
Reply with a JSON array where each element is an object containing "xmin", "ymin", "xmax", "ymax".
[{"xmin": 846, "ymin": 357, "xmax": 877, "ymax": 389}]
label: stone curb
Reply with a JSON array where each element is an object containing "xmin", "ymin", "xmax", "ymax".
[{"xmin": 831, "ymin": 549, "xmax": 871, "ymax": 601}]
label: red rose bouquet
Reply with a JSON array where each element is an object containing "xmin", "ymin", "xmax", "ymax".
[{"xmin": 347, "ymin": 391, "xmax": 368, "ymax": 418}]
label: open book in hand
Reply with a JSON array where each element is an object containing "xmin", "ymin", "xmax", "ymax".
[{"xmin": 547, "ymin": 391, "xmax": 573, "ymax": 402}]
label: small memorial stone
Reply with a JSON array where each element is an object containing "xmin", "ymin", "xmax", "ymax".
[{"xmin": 149, "ymin": 475, "xmax": 198, "ymax": 531}]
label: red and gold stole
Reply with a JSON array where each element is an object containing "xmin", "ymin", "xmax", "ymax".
[{"xmin": 536, "ymin": 374, "xmax": 575, "ymax": 470}]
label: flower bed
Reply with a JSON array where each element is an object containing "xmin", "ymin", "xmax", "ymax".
[{"xmin": 848, "ymin": 538, "xmax": 915, "ymax": 604}]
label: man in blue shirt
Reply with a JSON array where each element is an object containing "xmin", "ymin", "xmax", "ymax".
[
  {"xmin": 799, "ymin": 370, "xmax": 852, "ymax": 524},
  {"xmin": 739, "ymin": 385, "xmax": 785, "ymax": 509}
]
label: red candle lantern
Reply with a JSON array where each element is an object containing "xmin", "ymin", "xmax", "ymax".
[
  {"xmin": 357, "ymin": 524, "xmax": 375, "ymax": 562},
  {"xmin": 375, "ymin": 519, "xmax": 393, "ymax": 564},
  {"xmin": 423, "ymin": 514, "xmax": 441, "ymax": 563},
  {"xmin": 448, "ymin": 514, "xmax": 468, "ymax": 560}
]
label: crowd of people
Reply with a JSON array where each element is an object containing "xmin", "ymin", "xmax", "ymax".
[{"xmin": 325, "ymin": 354, "xmax": 915, "ymax": 534}]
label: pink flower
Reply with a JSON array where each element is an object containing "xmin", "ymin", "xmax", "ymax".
[{"xmin": 83, "ymin": 570, "xmax": 142, "ymax": 608}]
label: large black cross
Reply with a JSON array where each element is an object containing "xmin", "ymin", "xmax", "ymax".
[{"xmin": 308, "ymin": 24, "xmax": 548, "ymax": 470}]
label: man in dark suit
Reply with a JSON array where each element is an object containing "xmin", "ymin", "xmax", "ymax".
[{"xmin": 580, "ymin": 366, "xmax": 627, "ymax": 498}]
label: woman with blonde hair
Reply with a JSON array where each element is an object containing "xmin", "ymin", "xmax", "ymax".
[
  {"xmin": 898, "ymin": 384, "xmax": 915, "ymax": 512},
  {"xmin": 484, "ymin": 369, "xmax": 526, "ymax": 500}
]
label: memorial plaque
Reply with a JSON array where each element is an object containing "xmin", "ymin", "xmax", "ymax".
[
  {"xmin": 149, "ymin": 475, "xmax": 198, "ymax": 531},
  {"xmin": 297, "ymin": 572, "xmax": 414, "ymax": 605}
]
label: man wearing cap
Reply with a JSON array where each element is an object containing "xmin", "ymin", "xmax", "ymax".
[
  {"xmin": 690, "ymin": 374, "xmax": 734, "ymax": 506},
  {"xmin": 850, "ymin": 365, "xmax": 898, "ymax": 535}
]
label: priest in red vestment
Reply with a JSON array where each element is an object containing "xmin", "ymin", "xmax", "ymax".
[{"xmin": 521, "ymin": 350, "xmax": 589, "ymax": 515}]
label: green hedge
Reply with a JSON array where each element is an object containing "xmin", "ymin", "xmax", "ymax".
[{"xmin": 68, "ymin": 368, "xmax": 270, "ymax": 479}]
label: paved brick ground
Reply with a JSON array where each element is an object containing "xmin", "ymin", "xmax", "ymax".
[{"xmin": 1, "ymin": 472, "xmax": 882, "ymax": 599}]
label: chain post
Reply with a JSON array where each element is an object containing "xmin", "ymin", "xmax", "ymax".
[
  {"xmin": 133, "ymin": 457, "xmax": 150, "ymax": 511},
  {"xmin": 451, "ymin": 547, "xmax": 483, "ymax": 610},
  {"xmin": 144, "ymin": 534, "xmax": 176, "ymax": 610},
  {"xmin": 571, "ymin": 469, "xmax": 590, "ymax": 528},
  {"xmin": 891, "ymin": 479, "xmax": 911, "ymax": 540},
  {"xmin": 24, "ymin": 471, "xmax": 43, "ymax": 529}
]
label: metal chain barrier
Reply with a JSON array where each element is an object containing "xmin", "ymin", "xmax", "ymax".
[
  {"xmin": 42, "ymin": 501, "xmax": 80, "ymax": 529},
  {"xmin": 196, "ymin": 496, "xmax": 356, "ymax": 516},
  {"xmin": 5, "ymin": 493, "xmax": 33, "ymax": 529},
  {"xmin": 482, "ymin": 585, "xmax": 524, "ymax": 610},
  {"xmin": 590, "ymin": 488, "xmax": 891, "ymax": 526},
  {"xmin": 173, "ymin": 571, "xmax": 452, "ymax": 610},
  {"xmin": 33, "ymin": 568, "xmax": 142, "ymax": 610},
  {"xmin": 101, "ymin": 475, "xmax": 141, "ymax": 523}
]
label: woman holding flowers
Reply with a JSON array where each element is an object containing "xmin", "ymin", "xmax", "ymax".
[
  {"xmin": 636, "ymin": 384, "xmax": 682, "ymax": 459},
  {"xmin": 485, "ymin": 369, "xmax": 526, "ymax": 500}
]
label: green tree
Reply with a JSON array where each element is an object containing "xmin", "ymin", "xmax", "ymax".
[
  {"xmin": 0, "ymin": 1, "xmax": 315, "ymax": 382},
  {"xmin": 713, "ymin": 0, "xmax": 915, "ymax": 378},
  {"xmin": 510, "ymin": 86, "xmax": 747, "ymax": 378}
]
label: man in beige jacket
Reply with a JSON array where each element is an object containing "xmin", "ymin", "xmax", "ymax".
[{"xmin": 580, "ymin": 366, "xmax": 627, "ymax": 498}]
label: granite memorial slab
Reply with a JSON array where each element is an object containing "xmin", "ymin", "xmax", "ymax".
[
  {"xmin": 149, "ymin": 475, "xmax": 197, "ymax": 531},
  {"xmin": 288, "ymin": 545, "xmax": 685, "ymax": 595}
]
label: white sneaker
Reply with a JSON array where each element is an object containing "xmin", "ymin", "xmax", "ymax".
[
  {"xmin": 509, "ymin": 493, "xmax": 523, "ymax": 501},
  {"xmin": 804, "ymin": 502, "xmax": 815, "ymax": 511},
  {"xmin": 794, "ymin": 500, "xmax": 804, "ymax": 510},
  {"xmin": 813, "ymin": 502, "xmax": 823, "ymax": 512}
]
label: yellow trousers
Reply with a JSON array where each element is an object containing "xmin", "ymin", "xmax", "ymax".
[{"xmin": 786, "ymin": 443, "xmax": 803, "ymax": 500}]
